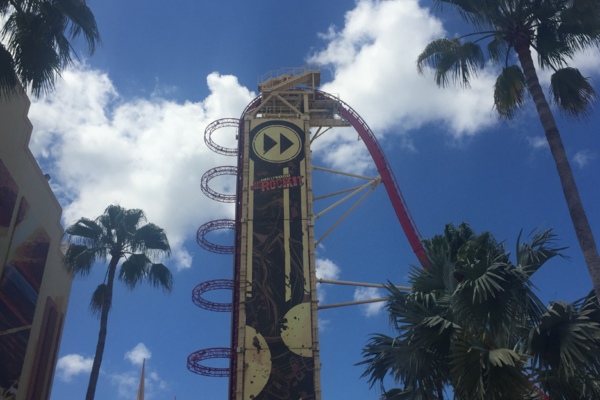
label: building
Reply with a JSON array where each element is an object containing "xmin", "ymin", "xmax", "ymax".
[{"xmin": 0, "ymin": 89, "xmax": 72, "ymax": 400}]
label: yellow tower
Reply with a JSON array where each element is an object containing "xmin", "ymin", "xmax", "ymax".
[
  {"xmin": 189, "ymin": 65, "xmax": 426, "ymax": 400},
  {"xmin": 229, "ymin": 66, "xmax": 351, "ymax": 400}
]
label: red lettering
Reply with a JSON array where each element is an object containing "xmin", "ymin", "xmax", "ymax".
[{"xmin": 261, "ymin": 181, "xmax": 270, "ymax": 191}]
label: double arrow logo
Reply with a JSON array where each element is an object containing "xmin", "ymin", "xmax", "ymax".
[
  {"xmin": 263, "ymin": 132, "xmax": 295, "ymax": 155},
  {"xmin": 253, "ymin": 125, "xmax": 302, "ymax": 163}
]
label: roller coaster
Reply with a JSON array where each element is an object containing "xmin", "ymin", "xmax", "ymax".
[{"xmin": 187, "ymin": 65, "xmax": 426, "ymax": 400}]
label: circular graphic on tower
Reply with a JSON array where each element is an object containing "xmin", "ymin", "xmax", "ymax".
[{"xmin": 252, "ymin": 124, "xmax": 302, "ymax": 163}]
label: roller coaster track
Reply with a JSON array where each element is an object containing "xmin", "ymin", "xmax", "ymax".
[{"xmin": 315, "ymin": 90, "xmax": 428, "ymax": 267}]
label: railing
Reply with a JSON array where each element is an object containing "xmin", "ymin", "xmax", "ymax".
[{"xmin": 258, "ymin": 64, "xmax": 321, "ymax": 85}]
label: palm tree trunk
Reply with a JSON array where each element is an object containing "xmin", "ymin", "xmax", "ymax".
[
  {"xmin": 86, "ymin": 256, "xmax": 118, "ymax": 400},
  {"xmin": 514, "ymin": 41, "xmax": 600, "ymax": 301}
]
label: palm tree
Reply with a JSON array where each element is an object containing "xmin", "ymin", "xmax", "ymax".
[
  {"xmin": 0, "ymin": 0, "xmax": 100, "ymax": 97},
  {"xmin": 359, "ymin": 223, "xmax": 600, "ymax": 399},
  {"xmin": 416, "ymin": 0, "xmax": 600, "ymax": 301},
  {"xmin": 63, "ymin": 205, "xmax": 173, "ymax": 400}
]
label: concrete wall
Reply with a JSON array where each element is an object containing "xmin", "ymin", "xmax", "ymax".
[{"xmin": 0, "ymin": 89, "xmax": 72, "ymax": 400}]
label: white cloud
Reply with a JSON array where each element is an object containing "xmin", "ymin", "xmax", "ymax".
[
  {"xmin": 353, "ymin": 287, "xmax": 385, "ymax": 317},
  {"xmin": 124, "ymin": 342, "xmax": 151, "ymax": 366},
  {"xmin": 308, "ymin": 0, "xmax": 498, "ymax": 148},
  {"xmin": 573, "ymin": 150, "xmax": 596, "ymax": 168},
  {"xmin": 308, "ymin": 0, "xmax": 600, "ymax": 175},
  {"xmin": 315, "ymin": 257, "xmax": 341, "ymax": 281},
  {"xmin": 56, "ymin": 353, "xmax": 93, "ymax": 382},
  {"xmin": 315, "ymin": 257, "xmax": 341, "ymax": 330},
  {"xmin": 315, "ymin": 257, "xmax": 341, "ymax": 304},
  {"xmin": 28, "ymin": 63, "xmax": 255, "ymax": 270}
]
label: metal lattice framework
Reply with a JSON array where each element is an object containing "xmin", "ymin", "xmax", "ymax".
[
  {"xmin": 204, "ymin": 118, "xmax": 239, "ymax": 156},
  {"xmin": 187, "ymin": 348, "xmax": 232, "ymax": 377},
  {"xmin": 315, "ymin": 90, "xmax": 427, "ymax": 267},
  {"xmin": 201, "ymin": 166, "xmax": 237, "ymax": 203},
  {"xmin": 196, "ymin": 219, "xmax": 235, "ymax": 254},
  {"xmin": 192, "ymin": 279, "xmax": 234, "ymax": 312}
]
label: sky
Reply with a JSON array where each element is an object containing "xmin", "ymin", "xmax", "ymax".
[{"xmin": 10, "ymin": 0, "xmax": 600, "ymax": 398}]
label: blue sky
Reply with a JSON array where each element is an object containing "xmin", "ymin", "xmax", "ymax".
[{"xmin": 14, "ymin": 0, "xmax": 600, "ymax": 398}]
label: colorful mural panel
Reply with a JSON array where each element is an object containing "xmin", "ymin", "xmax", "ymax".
[{"xmin": 0, "ymin": 197, "xmax": 50, "ymax": 398}]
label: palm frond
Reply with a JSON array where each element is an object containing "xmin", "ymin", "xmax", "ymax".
[
  {"xmin": 516, "ymin": 228, "xmax": 566, "ymax": 278},
  {"xmin": 90, "ymin": 283, "xmax": 108, "ymax": 316},
  {"xmin": 4, "ymin": 11, "xmax": 61, "ymax": 96},
  {"xmin": 54, "ymin": 0, "xmax": 100, "ymax": 53},
  {"xmin": 452, "ymin": 335, "xmax": 530, "ymax": 400},
  {"xmin": 359, "ymin": 333, "xmax": 448, "ymax": 397},
  {"xmin": 0, "ymin": 43, "xmax": 18, "ymax": 99},
  {"xmin": 487, "ymin": 33, "xmax": 508, "ymax": 64},
  {"xmin": 550, "ymin": 67, "xmax": 596, "ymax": 119},
  {"xmin": 494, "ymin": 65, "xmax": 527, "ymax": 120},
  {"xmin": 533, "ymin": 18, "xmax": 571, "ymax": 70},
  {"xmin": 148, "ymin": 263, "xmax": 173, "ymax": 292},
  {"xmin": 528, "ymin": 300, "xmax": 600, "ymax": 379},
  {"xmin": 63, "ymin": 243, "xmax": 107, "ymax": 275},
  {"xmin": 65, "ymin": 217, "xmax": 104, "ymax": 245},
  {"xmin": 558, "ymin": 0, "xmax": 600, "ymax": 51},
  {"xmin": 131, "ymin": 223, "xmax": 171, "ymax": 255},
  {"xmin": 119, "ymin": 253, "xmax": 150, "ymax": 289},
  {"xmin": 122, "ymin": 207, "xmax": 145, "ymax": 230},
  {"xmin": 417, "ymin": 38, "xmax": 484, "ymax": 88}
]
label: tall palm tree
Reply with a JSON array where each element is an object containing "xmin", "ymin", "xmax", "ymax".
[
  {"xmin": 416, "ymin": 0, "xmax": 600, "ymax": 301},
  {"xmin": 0, "ymin": 0, "xmax": 99, "ymax": 97},
  {"xmin": 359, "ymin": 223, "xmax": 600, "ymax": 399},
  {"xmin": 63, "ymin": 205, "xmax": 173, "ymax": 400}
]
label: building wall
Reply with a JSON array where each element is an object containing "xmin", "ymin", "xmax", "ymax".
[{"xmin": 0, "ymin": 89, "xmax": 72, "ymax": 400}]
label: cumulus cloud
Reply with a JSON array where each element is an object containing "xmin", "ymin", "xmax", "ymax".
[
  {"xmin": 315, "ymin": 257, "xmax": 341, "ymax": 281},
  {"xmin": 353, "ymin": 287, "xmax": 386, "ymax": 317},
  {"xmin": 309, "ymin": 0, "xmax": 498, "ymax": 141},
  {"xmin": 56, "ymin": 354, "xmax": 93, "ymax": 382},
  {"xmin": 28, "ymin": 63, "xmax": 254, "ymax": 270},
  {"xmin": 124, "ymin": 343, "xmax": 151, "ymax": 366},
  {"xmin": 307, "ymin": 0, "xmax": 600, "ymax": 173}
]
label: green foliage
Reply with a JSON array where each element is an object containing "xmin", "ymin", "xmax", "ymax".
[
  {"xmin": 0, "ymin": 0, "xmax": 100, "ymax": 97},
  {"xmin": 359, "ymin": 223, "xmax": 600, "ymax": 400},
  {"xmin": 417, "ymin": 39, "xmax": 484, "ymax": 88},
  {"xmin": 64, "ymin": 204, "xmax": 173, "ymax": 298},
  {"xmin": 550, "ymin": 67, "xmax": 597, "ymax": 119},
  {"xmin": 494, "ymin": 65, "xmax": 527, "ymax": 119},
  {"xmin": 63, "ymin": 204, "xmax": 173, "ymax": 400},
  {"xmin": 417, "ymin": 0, "xmax": 600, "ymax": 119}
]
